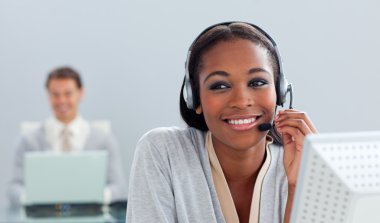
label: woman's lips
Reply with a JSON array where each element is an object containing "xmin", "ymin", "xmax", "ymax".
[{"xmin": 223, "ymin": 116, "xmax": 261, "ymax": 131}]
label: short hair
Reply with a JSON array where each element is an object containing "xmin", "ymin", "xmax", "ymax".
[{"xmin": 45, "ymin": 66, "xmax": 83, "ymax": 89}]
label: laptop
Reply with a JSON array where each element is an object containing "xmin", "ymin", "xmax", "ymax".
[{"xmin": 23, "ymin": 151, "xmax": 108, "ymax": 217}]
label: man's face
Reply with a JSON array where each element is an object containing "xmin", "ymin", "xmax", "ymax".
[{"xmin": 47, "ymin": 78, "xmax": 83, "ymax": 123}]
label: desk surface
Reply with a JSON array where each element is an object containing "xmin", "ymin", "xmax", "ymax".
[{"xmin": 0, "ymin": 205, "xmax": 126, "ymax": 223}]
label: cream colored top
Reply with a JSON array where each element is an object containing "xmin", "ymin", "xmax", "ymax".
[{"xmin": 206, "ymin": 131, "xmax": 273, "ymax": 223}]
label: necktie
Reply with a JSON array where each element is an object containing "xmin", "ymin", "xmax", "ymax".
[{"xmin": 62, "ymin": 126, "xmax": 72, "ymax": 152}]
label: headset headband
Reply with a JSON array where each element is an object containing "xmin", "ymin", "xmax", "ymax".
[{"xmin": 183, "ymin": 21, "xmax": 292, "ymax": 109}]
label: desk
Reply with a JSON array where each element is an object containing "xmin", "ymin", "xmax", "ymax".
[{"xmin": 0, "ymin": 205, "xmax": 126, "ymax": 223}]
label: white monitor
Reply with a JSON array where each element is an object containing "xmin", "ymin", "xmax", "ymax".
[{"xmin": 290, "ymin": 131, "xmax": 380, "ymax": 223}]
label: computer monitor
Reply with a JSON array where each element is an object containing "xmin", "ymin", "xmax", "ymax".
[{"xmin": 290, "ymin": 131, "xmax": 380, "ymax": 223}]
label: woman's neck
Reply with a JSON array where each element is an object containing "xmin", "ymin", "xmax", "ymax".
[{"xmin": 212, "ymin": 135, "xmax": 267, "ymax": 182}]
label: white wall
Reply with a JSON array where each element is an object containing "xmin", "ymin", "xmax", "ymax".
[{"xmin": 1, "ymin": 0, "xmax": 379, "ymax": 205}]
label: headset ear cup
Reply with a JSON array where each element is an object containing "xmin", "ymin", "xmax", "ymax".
[
  {"xmin": 183, "ymin": 50, "xmax": 196, "ymax": 110},
  {"xmin": 183, "ymin": 77, "xmax": 194, "ymax": 110},
  {"xmin": 276, "ymin": 73, "xmax": 288, "ymax": 107}
]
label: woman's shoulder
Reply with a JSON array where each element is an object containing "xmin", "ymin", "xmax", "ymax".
[
  {"xmin": 132, "ymin": 127, "xmax": 208, "ymax": 176},
  {"xmin": 136, "ymin": 126, "xmax": 206, "ymax": 158},
  {"xmin": 139, "ymin": 126, "xmax": 203, "ymax": 145}
]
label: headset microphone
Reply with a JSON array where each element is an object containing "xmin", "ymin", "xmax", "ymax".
[
  {"xmin": 258, "ymin": 123, "xmax": 272, "ymax": 131},
  {"xmin": 257, "ymin": 84, "xmax": 293, "ymax": 132}
]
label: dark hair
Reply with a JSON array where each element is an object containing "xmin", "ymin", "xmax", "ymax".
[
  {"xmin": 45, "ymin": 66, "xmax": 83, "ymax": 89},
  {"xmin": 179, "ymin": 22, "xmax": 282, "ymax": 143}
]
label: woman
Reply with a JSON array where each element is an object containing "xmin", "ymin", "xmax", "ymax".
[{"xmin": 127, "ymin": 22, "xmax": 317, "ymax": 223}]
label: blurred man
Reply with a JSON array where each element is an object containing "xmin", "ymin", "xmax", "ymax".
[{"xmin": 8, "ymin": 66, "xmax": 126, "ymax": 207}]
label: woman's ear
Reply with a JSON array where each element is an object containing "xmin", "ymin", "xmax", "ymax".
[{"xmin": 195, "ymin": 106, "xmax": 202, "ymax": 115}]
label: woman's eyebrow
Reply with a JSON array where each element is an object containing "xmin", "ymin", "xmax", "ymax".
[
  {"xmin": 203, "ymin": 67, "xmax": 271, "ymax": 83},
  {"xmin": 203, "ymin": 71, "xmax": 229, "ymax": 83},
  {"xmin": 248, "ymin": 67, "xmax": 271, "ymax": 75}
]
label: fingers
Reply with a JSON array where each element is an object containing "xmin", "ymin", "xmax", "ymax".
[
  {"xmin": 276, "ymin": 109, "xmax": 317, "ymax": 187},
  {"xmin": 278, "ymin": 126, "xmax": 304, "ymax": 150},
  {"xmin": 276, "ymin": 118, "xmax": 313, "ymax": 136},
  {"xmin": 274, "ymin": 109, "xmax": 317, "ymax": 150},
  {"xmin": 275, "ymin": 109, "xmax": 318, "ymax": 134}
]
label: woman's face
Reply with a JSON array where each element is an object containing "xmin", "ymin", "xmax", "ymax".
[{"xmin": 197, "ymin": 38, "xmax": 276, "ymax": 151}]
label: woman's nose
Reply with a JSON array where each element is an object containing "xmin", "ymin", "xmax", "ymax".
[{"xmin": 228, "ymin": 86, "xmax": 253, "ymax": 109}]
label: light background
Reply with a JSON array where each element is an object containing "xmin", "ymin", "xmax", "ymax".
[{"xmin": 0, "ymin": 0, "xmax": 379, "ymax": 206}]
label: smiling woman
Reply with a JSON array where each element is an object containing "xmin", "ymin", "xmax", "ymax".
[
  {"xmin": 197, "ymin": 39, "xmax": 276, "ymax": 152},
  {"xmin": 126, "ymin": 22, "xmax": 318, "ymax": 223}
]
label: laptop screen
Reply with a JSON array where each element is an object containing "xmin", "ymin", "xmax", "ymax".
[{"xmin": 24, "ymin": 151, "xmax": 108, "ymax": 205}]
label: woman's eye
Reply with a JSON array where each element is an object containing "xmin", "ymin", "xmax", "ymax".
[
  {"xmin": 249, "ymin": 79, "xmax": 268, "ymax": 87},
  {"xmin": 209, "ymin": 82, "xmax": 230, "ymax": 90}
]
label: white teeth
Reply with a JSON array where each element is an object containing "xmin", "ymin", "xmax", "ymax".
[{"xmin": 228, "ymin": 118, "xmax": 256, "ymax": 125}]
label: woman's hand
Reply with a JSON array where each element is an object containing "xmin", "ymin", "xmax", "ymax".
[
  {"xmin": 274, "ymin": 109, "xmax": 318, "ymax": 186},
  {"xmin": 275, "ymin": 109, "xmax": 317, "ymax": 223}
]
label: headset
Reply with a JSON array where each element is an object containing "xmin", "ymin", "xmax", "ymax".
[{"xmin": 182, "ymin": 21, "xmax": 293, "ymax": 110}]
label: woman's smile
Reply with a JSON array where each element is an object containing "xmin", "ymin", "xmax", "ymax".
[
  {"xmin": 198, "ymin": 39, "xmax": 276, "ymax": 150},
  {"xmin": 222, "ymin": 114, "xmax": 262, "ymax": 131}
]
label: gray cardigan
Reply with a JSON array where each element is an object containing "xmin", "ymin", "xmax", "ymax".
[
  {"xmin": 8, "ymin": 123, "xmax": 127, "ymax": 206},
  {"xmin": 127, "ymin": 127, "xmax": 288, "ymax": 223}
]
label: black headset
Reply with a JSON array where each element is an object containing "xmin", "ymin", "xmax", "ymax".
[{"xmin": 182, "ymin": 21, "xmax": 293, "ymax": 110}]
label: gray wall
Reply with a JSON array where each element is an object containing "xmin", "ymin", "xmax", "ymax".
[{"xmin": 1, "ymin": 0, "xmax": 379, "ymax": 205}]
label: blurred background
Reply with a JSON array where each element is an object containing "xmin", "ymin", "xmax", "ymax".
[{"xmin": 0, "ymin": 0, "xmax": 379, "ymax": 207}]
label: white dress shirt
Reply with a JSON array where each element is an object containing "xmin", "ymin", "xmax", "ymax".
[{"xmin": 44, "ymin": 115, "xmax": 90, "ymax": 152}]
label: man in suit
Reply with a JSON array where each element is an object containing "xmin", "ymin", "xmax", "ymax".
[{"xmin": 8, "ymin": 66, "xmax": 126, "ymax": 207}]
